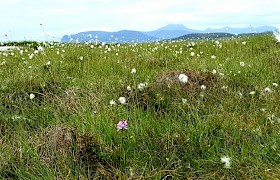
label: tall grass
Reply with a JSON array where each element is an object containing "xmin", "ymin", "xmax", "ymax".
[{"xmin": 0, "ymin": 34, "xmax": 279, "ymax": 179}]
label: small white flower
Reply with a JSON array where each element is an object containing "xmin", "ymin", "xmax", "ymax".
[
  {"xmin": 182, "ymin": 98, "xmax": 187, "ymax": 105},
  {"xmin": 29, "ymin": 93, "xmax": 35, "ymax": 100},
  {"xmin": 79, "ymin": 56, "xmax": 84, "ymax": 61},
  {"xmin": 221, "ymin": 156, "xmax": 231, "ymax": 169},
  {"xmin": 46, "ymin": 61, "xmax": 51, "ymax": 65},
  {"xmin": 118, "ymin": 97, "xmax": 126, "ymax": 104},
  {"xmin": 240, "ymin": 61, "xmax": 245, "ymax": 67},
  {"xmin": 127, "ymin": 86, "xmax": 131, "ymax": 91},
  {"xmin": 131, "ymin": 68, "xmax": 136, "ymax": 75},
  {"xmin": 242, "ymin": 41, "xmax": 246, "ymax": 45},
  {"xmin": 212, "ymin": 69, "xmax": 217, "ymax": 74},
  {"xmin": 190, "ymin": 52, "xmax": 195, "ymax": 56},
  {"xmin": 201, "ymin": 85, "xmax": 206, "ymax": 90},
  {"xmin": 178, "ymin": 74, "xmax": 188, "ymax": 83},
  {"xmin": 137, "ymin": 83, "xmax": 145, "ymax": 91},
  {"xmin": 264, "ymin": 87, "xmax": 272, "ymax": 93},
  {"xmin": 109, "ymin": 100, "xmax": 116, "ymax": 106}
]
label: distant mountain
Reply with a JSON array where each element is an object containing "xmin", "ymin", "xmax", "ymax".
[
  {"xmin": 158, "ymin": 24, "xmax": 190, "ymax": 31},
  {"xmin": 143, "ymin": 24, "xmax": 200, "ymax": 39},
  {"xmin": 61, "ymin": 30, "xmax": 153, "ymax": 43},
  {"xmin": 61, "ymin": 24, "xmax": 277, "ymax": 43}
]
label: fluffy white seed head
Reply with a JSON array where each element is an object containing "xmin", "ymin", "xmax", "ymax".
[{"xmin": 179, "ymin": 74, "xmax": 188, "ymax": 83}]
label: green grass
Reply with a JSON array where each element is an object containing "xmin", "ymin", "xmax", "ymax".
[{"xmin": 0, "ymin": 34, "xmax": 279, "ymax": 179}]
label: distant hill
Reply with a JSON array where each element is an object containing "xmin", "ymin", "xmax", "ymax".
[
  {"xmin": 173, "ymin": 33, "xmax": 236, "ymax": 40},
  {"xmin": 61, "ymin": 30, "xmax": 154, "ymax": 43},
  {"xmin": 61, "ymin": 24, "xmax": 277, "ymax": 43},
  {"xmin": 173, "ymin": 32, "xmax": 274, "ymax": 41},
  {"xmin": 200, "ymin": 25, "xmax": 277, "ymax": 34}
]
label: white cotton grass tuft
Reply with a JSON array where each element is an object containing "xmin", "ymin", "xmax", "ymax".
[
  {"xmin": 249, "ymin": 91, "xmax": 256, "ymax": 95},
  {"xmin": 272, "ymin": 83, "xmax": 278, "ymax": 87},
  {"xmin": 201, "ymin": 85, "xmax": 206, "ymax": 90},
  {"xmin": 37, "ymin": 46, "xmax": 44, "ymax": 52},
  {"xmin": 221, "ymin": 156, "xmax": 231, "ymax": 169},
  {"xmin": 264, "ymin": 87, "xmax": 272, "ymax": 93},
  {"xmin": 178, "ymin": 74, "xmax": 188, "ymax": 83},
  {"xmin": 110, "ymin": 100, "xmax": 116, "ymax": 106},
  {"xmin": 211, "ymin": 55, "xmax": 216, "ymax": 59},
  {"xmin": 273, "ymin": 29, "xmax": 280, "ymax": 43},
  {"xmin": 131, "ymin": 68, "xmax": 136, "ymax": 75},
  {"xmin": 29, "ymin": 93, "xmax": 35, "ymax": 100},
  {"xmin": 182, "ymin": 98, "xmax": 187, "ymax": 105},
  {"xmin": 118, "ymin": 97, "xmax": 126, "ymax": 104},
  {"xmin": 137, "ymin": 83, "xmax": 146, "ymax": 91}
]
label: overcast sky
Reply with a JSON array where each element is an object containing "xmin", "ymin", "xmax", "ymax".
[{"xmin": 0, "ymin": 0, "xmax": 279, "ymax": 42}]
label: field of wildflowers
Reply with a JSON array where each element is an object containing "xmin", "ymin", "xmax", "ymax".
[{"xmin": 0, "ymin": 34, "xmax": 279, "ymax": 179}]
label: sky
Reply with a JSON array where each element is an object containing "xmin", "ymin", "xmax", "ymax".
[{"xmin": 0, "ymin": 0, "xmax": 279, "ymax": 42}]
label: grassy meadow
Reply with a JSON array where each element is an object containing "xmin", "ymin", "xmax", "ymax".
[{"xmin": 0, "ymin": 34, "xmax": 279, "ymax": 179}]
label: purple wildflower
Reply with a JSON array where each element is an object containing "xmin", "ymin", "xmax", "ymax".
[{"xmin": 117, "ymin": 119, "xmax": 127, "ymax": 130}]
